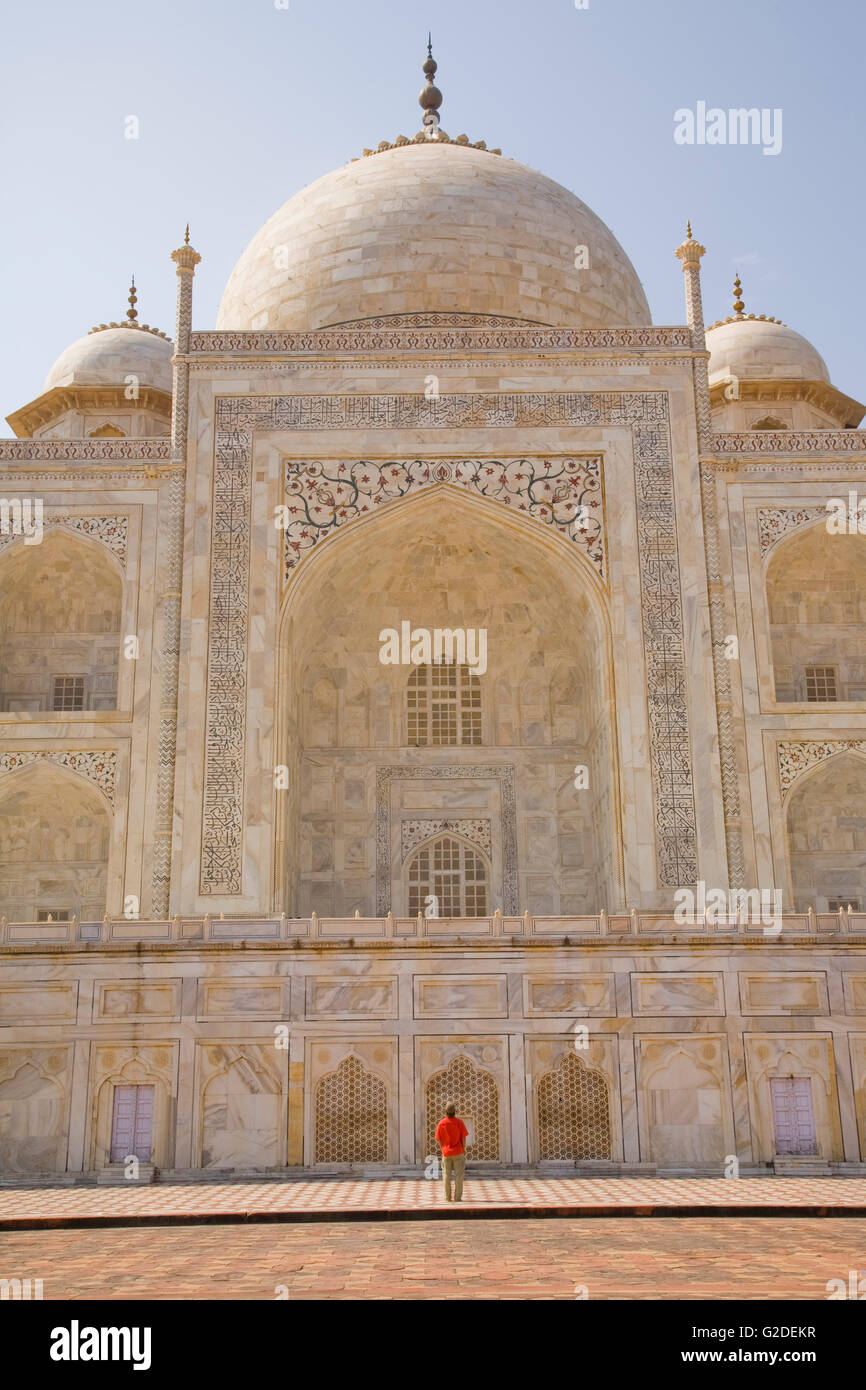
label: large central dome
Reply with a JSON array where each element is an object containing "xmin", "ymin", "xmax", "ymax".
[{"xmin": 217, "ymin": 141, "xmax": 650, "ymax": 331}]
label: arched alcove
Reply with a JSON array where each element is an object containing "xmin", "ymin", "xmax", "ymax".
[
  {"xmin": 767, "ymin": 528, "xmax": 866, "ymax": 703},
  {"xmin": 786, "ymin": 753, "xmax": 866, "ymax": 910},
  {"xmin": 0, "ymin": 761, "xmax": 111, "ymax": 920},
  {"xmin": 0, "ymin": 530, "xmax": 123, "ymax": 712},
  {"xmin": 0, "ymin": 1061, "xmax": 65, "ymax": 1174},
  {"xmin": 200, "ymin": 1055, "xmax": 281, "ymax": 1170},
  {"xmin": 276, "ymin": 486, "xmax": 620, "ymax": 917}
]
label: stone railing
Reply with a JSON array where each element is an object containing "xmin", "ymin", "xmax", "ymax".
[{"xmin": 1, "ymin": 908, "xmax": 864, "ymax": 946}]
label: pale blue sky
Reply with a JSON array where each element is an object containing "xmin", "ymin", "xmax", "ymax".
[{"xmin": 1, "ymin": 0, "xmax": 864, "ymax": 423}]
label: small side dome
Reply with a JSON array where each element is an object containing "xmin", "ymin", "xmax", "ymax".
[
  {"xmin": 704, "ymin": 274, "xmax": 863, "ymax": 429},
  {"xmin": 6, "ymin": 281, "xmax": 174, "ymax": 439},
  {"xmin": 706, "ymin": 316, "xmax": 829, "ymax": 385},
  {"xmin": 45, "ymin": 324, "xmax": 173, "ymax": 395}
]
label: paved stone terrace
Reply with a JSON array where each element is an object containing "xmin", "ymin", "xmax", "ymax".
[
  {"xmin": 1, "ymin": 1176, "xmax": 865, "ymax": 1228},
  {"xmin": 2, "ymin": 1217, "xmax": 864, "ymax": 1299}
]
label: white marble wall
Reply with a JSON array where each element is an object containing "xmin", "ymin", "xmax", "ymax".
[{"xmin": 1, "ymin": 935, "xmax": 864, "ymax": 1176}]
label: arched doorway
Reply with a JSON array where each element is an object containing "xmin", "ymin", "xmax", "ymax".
[{"xmin": 276, "ymin": 486, "xmax": 620, "ymax": 917}]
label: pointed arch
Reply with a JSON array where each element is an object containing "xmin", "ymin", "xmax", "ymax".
[
  {"xmin": 766, "ymin": 526, "xmax": 866, "ymax": 703},
  {"xmin": 0, "ymin": 527, "xmax": 123, "ymax": 713},
  {"xmin": 274, "ymin": 484, "xmax": 623, "ymax": 918},
  {"xmin": 0, "ymin": 758, "xmax": 111, "ymax": 921},
  {"xmin": 200, "ymin": 1053, "xmax": 281, "ymax": 1170},
  {"xmin": 0, "ymin": 1060, "xmax": 65, "ymax": 1174},
  {"xmin": 405, "ymin": 832, "xmax": 490, "ymax": 918},
  {"xmin": 785, "ymin": 751, "xmax": 866, "ymax": 911}
]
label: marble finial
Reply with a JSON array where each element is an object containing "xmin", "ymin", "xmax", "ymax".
[
  {"xmin": 733, "ymin": 273, "xmax": 745, "ymax": 317},
  {"xmin": 419, "ymin": 36, "xmax": 443, "ymax": 136}
]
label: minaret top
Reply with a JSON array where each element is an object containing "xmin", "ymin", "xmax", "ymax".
[
  {"xmin": 732, "ymin": 273, "xmax": 745, "ymax": 317},
  {"xmin": 418, "ymin": 35, "xmax": 443, "ymax": 137},
  {"xmin": 126, "ymin": 276, "xmax": 138, "ymax": 322}
]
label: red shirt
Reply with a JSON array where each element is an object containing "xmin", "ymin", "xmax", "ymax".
[{"xmin": 435, "ymin": 1117, "xmax": 468, "ymax": 1157}]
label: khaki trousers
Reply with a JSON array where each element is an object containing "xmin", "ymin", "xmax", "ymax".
[{"xmin": 442, "ymin": 1154, "xmax": 466, "ymax": 1201}]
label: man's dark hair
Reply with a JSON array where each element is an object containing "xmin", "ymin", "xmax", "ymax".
[{"xmin": 445, "ymin": 1102, "xmax": 456, "ymax": 1117}]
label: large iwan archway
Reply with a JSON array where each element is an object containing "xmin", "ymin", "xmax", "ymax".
[{"xmin": 276, "ymin": 485, "xmax": 621, "ymax": 917}]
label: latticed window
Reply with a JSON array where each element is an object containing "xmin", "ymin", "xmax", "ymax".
[
  {"xmin": 407, "ymin": 835, "xmax": 488, "ymax": 918},
  {"xmin": 314, "ymin": 1054, "xmax": 388, "ymax": 1164},
  {"xmin": 407, "ymin": 664, "xmax": 482, "ymax": 745},
  {"xmin": 52, "ymin": 675, "xmax": 85, "ymax": 711},
  {"xmin": 425, "ymin": 1053, "xmax": 499, "ymax": 1161},
  {"xmin": 804, "ymin": 665, "xmax": 838, "ymax": 702},
  {"xmin": 537, "ymin": 1052, "xmax": 612, "ymax": 1161}
]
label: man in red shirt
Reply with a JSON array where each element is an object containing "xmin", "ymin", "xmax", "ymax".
[{"xmin": 435, "ymin": 1102, "xmax": 470, "ymax": 1202}]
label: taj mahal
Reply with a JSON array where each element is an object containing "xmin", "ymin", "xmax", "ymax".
[{"xmin": 1, "ymin": 47, "xmax": 866, "ymax": 1180}]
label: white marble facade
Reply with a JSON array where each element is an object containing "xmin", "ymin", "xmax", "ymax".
[{"xmin": 2, "ymin": 78, "xmax": 866, "ymax": 1175}]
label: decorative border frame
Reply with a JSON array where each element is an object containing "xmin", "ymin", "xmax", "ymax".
[
  {"xmin": 0, "ymin": 440, "xmax": 170, "ymax": 462},
  {"xmin": 711, "ymin": 431, "xmax": 866, "ymax": 455},
  {"xmin": 202, "ymin": 390, "xmax": 698, "ymax": 894},
  {"xmin": 191, "ymin": 327, "xmax": 693, "ymax": 355},
  {"xmin": 376, "ymin": 766, "xmax": 516, "ymax": 915}
]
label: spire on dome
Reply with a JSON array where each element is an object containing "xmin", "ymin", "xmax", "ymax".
[
  {"xmin": 419, "ymin": 35, "xmax": 443, "ymax": 138},
  {"xmin": 706, "ymin": 270, "xmax": 784, "ymax": 331},
  {"xmin": 86, "ymin": 275, "xmax": 169, "ymax": 339}
]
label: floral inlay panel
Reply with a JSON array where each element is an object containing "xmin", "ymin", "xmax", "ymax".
[{"xmin": 282, "ymin": 456, "xmax": 605, "ymax": 584}]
